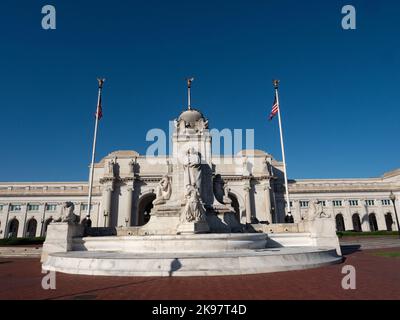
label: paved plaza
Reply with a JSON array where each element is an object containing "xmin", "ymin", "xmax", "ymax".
[{"xmin": 0, "ymin": 237, "xmax": 399, "ymax": 300}]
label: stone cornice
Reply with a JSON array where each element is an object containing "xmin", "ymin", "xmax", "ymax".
[
  {"xmin": 138, "ymin": 176, "xmax": 164, "ymax": 183},
  {"xmin": 222, "ymin": 175, "xmax": 271, "ymax": 182},
  {"xmin": 120, "ymin": 177, "xmax": 135, "ymax": 182},
  {"xmin": 252, "ymin": 175, "xmax": 271, "ymax": 181},
  {"xmin": 119, "ymin": 175, "xmax": 140, "ymax": 183},
  {"xmin": 0, "ymin": 187, "xmax": 101, "ymax": 196},
  {"xmin": 99, "ymin": 177, "xmax": 116, "ymax": 184},
  {"xmin": 289, "ymin": 185, "xmax": 400, "ymax": 194}
]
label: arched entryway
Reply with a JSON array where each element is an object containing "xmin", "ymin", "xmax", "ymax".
[
  {"xmin": 7, "ymin": 219, "xmax": 19, "ymax": 238},
  {"xmin": 43, "ymin": 218, "xmax": 53, "ymax": 237},
  {"xmin": 137, "ymin": 193, "xmax": 156, "ymax": 226},
  {"xmin": 369, "ymin": 213, "xmax": 378, "ymax": 232},
  {"xmin": 352, "ymin": 213, "xmax": 362, "ymax": 232},
  {"xmin": 385, "ymin": 213, "xmax": 393, "ymax": 231},
  {"xmin": 335, "ymin": 214, "xmax": 345, "ymax": 232},
  {"xmin": 26, "ymin": 218, "xmax": 37, "ymax": 238}
]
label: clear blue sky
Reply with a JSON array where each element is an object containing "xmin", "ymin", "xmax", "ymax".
[{"xmin": 0, "ymin": 0, "xmax": 399, "ymax": 181}]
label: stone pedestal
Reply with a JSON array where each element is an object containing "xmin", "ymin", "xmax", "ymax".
[
  {"xmin": 207, "ymin": 205, "xmax": 242, "ymax": 233},
  {"xmin": 177, "ymin": 220, "xmax": 210, "ymax": 234},
  {"xmin": 306, "ymin": 218, "xmax": 342, "ymax": 256},
  {"xmin": 41, "ymin": 222, "xmax": 84, "ymax": 262},
  {"xmin": 139, "ymin": 204, "xmax": 181, "ymax": 235}
]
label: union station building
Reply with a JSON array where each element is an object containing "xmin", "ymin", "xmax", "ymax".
[{"xmin": 1, "ymin": 108, "xmax": 399, "ymax": 238}]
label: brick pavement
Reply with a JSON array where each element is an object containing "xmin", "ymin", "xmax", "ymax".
[
  {"xmin": 0, "ymin": 246, "xmax": 399, "ymax": 300},
  {"xmin": 0, "ymin": 236, "xmax": 397, "ymax": 259}
]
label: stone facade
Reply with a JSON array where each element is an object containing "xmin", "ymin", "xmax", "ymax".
[{"xmin": 1, "ymin": 108, "xmax": 399, "ymax": 238}]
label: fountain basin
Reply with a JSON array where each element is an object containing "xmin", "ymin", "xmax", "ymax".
[
  {"xmin": 72, "ymin": 233, "xmax": 267, "ymax": 253},
  {"xmin": 42, "ymin": 246, "xmax": 342, "ymax": 277}
]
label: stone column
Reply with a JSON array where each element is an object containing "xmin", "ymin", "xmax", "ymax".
[
  {"xmin": 376, "ymin": 203, "xmax": 387, "ymax": 231},
  {"xmin": 361, "ymin": 213, "xmax": 370, "ymax": 232},
  {"xmin": 270, "ymin": 182, "xmax": 278, "ymax": 223},
  {"xmin": 94, "ymin": 202, "xmax": 101, "ymax": 227},
  {"xmin": 38, "ymin": 203, "xmax": 46, "ymax": 237},
  {"xmin": 74, "ymin": 202, "xmax": 82, "ymax": 219},
  {"xmin": 393, "ymin": 198, "xmax": 399, "ymax": 231},
  {"xmin": 343, "ymin": 200, "xmax": 352, "ymax": 231},
  {"xmin": 121, "ymin": 177, "xmax": 135, "ymax": 227},
  {"xmin": 244, "ymin": 185, "xmax": 252, "ymax": 224},
  {"xmin": 359, "ymin": 199, "xmax": 370, "ymax": 232},
  {"xmin": 328, "ymin": 201, "xmax": 336, "ymax": 225},
  {"xmin": 101, "ymin": 185, "xmax": 113, "ymax": 227},
  {"xmin": 263, "ymin": 183, "xmax": 272, "ymax": 224},
  {"xmin": 2, "ymin": 203, "xmax": 10, "ymax": 239},
  {"xmin": 294, "ymin": 200, "xmax": 301, "ymax": 222},
  {"xmin": 20, "ymin": 203, "xmax": 28, "ymax": 238},
  {"xmin": 125, "ymin": 187, "xmax": 134, "ymax": 227}
]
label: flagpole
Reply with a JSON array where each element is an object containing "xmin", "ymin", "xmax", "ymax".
[
  {"xmin": 273, "ymin": 79, "xmax": 293, "ymax": 222},
  {"xmin": 186, "ymin": 77, "xmax": 193, "ymax": 110},
  {"xmin": 86, "ymin": 78, "xmax": 105, "ymax": 223}
]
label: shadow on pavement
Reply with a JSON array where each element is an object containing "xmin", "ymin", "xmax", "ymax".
[
  {"xmin": 47, "ymin": 278, "xmax": 163, "ymax": 300},
  {"xmin": 340, "ymin": 244, "xmax": 361, "ymax": 255}
]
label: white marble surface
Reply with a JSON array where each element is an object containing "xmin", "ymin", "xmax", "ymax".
[
  {"xmin": 41, "ymin": 222, "xmax": 84, "ymax": 262},
  {"xmin": 42, "ymin": 246, "xmax": 342, "ymax": 277},
  {"xmin": 72, "ymin": 233, "xmax": 267, "ymax": 253}
]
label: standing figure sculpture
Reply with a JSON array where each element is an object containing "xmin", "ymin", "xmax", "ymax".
[
  {"xmin": 182, "ymin": 185, "xmax": 206, "ymax": 222},
  {"xmin": 153, "ymin": 175, "xmax": 172, "ymax": 206},
  {"xmin": 183, "ymin": 147, "xmax": 202, "ymax": 191},
  {"xmin": 128, "ymin": 157, "xmax": 136, "ymax": 174},
  {"xmin": 107, "ymin": 159, "xmax": 115, "ymax": 176},
  {"xmin": 242, "ymin": 156, "xmax": 251, "ymax": 176}
]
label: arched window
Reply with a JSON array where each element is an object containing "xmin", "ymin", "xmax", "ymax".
[
  {"xmin": 352, "ymin": 213, "xmax": 362, "ymax": 232},
  {"xmin": 136, "ymin": 193, "xmax": 156, "ymax": 226},
  {"xmin": 7, "ymin": 219, "xmax": 19, "ymax": 238},
  {"xmin": 26, "ymin": 218, "xmax": 37, "ymax": 238},
  {"xmin": 385, "ymin": 213, "xmax": 393, "ymax": 231},
  {"xmin": 335, "ymin": 214, "xmax": 345, "ymax": 232},
  {"xmin": 369, "ymin": 213, "xmax": 378, "ymax": 232}
]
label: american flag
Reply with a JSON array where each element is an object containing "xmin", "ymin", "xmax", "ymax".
[
  {"xmin": 269, "ymin": 93, "xmax": 279, "ymax": 120},
  {"xmin": 96, "ymin": 94, "xmax": 103, "ymax": 120}
]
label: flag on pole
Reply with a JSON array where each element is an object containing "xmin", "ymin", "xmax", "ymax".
[
  {"xmin": 96, "ymin": 94, "xmax": 103, "ymax": 120},
  {"xmin": 269, "ymin": 93, "xmax": 279, "ymax": 120}
]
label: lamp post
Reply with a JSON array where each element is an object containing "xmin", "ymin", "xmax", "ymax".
[
  {"xmin": 103, "ymin": 211, "xmax": 108, "ymax": 228},
  {"xmin": 124, "ymin": 217, "xmax": 129, "ymax": 227},
  {"xmin": 389, "ymin": 192, "xmax": 400, "ymax": 238}
]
